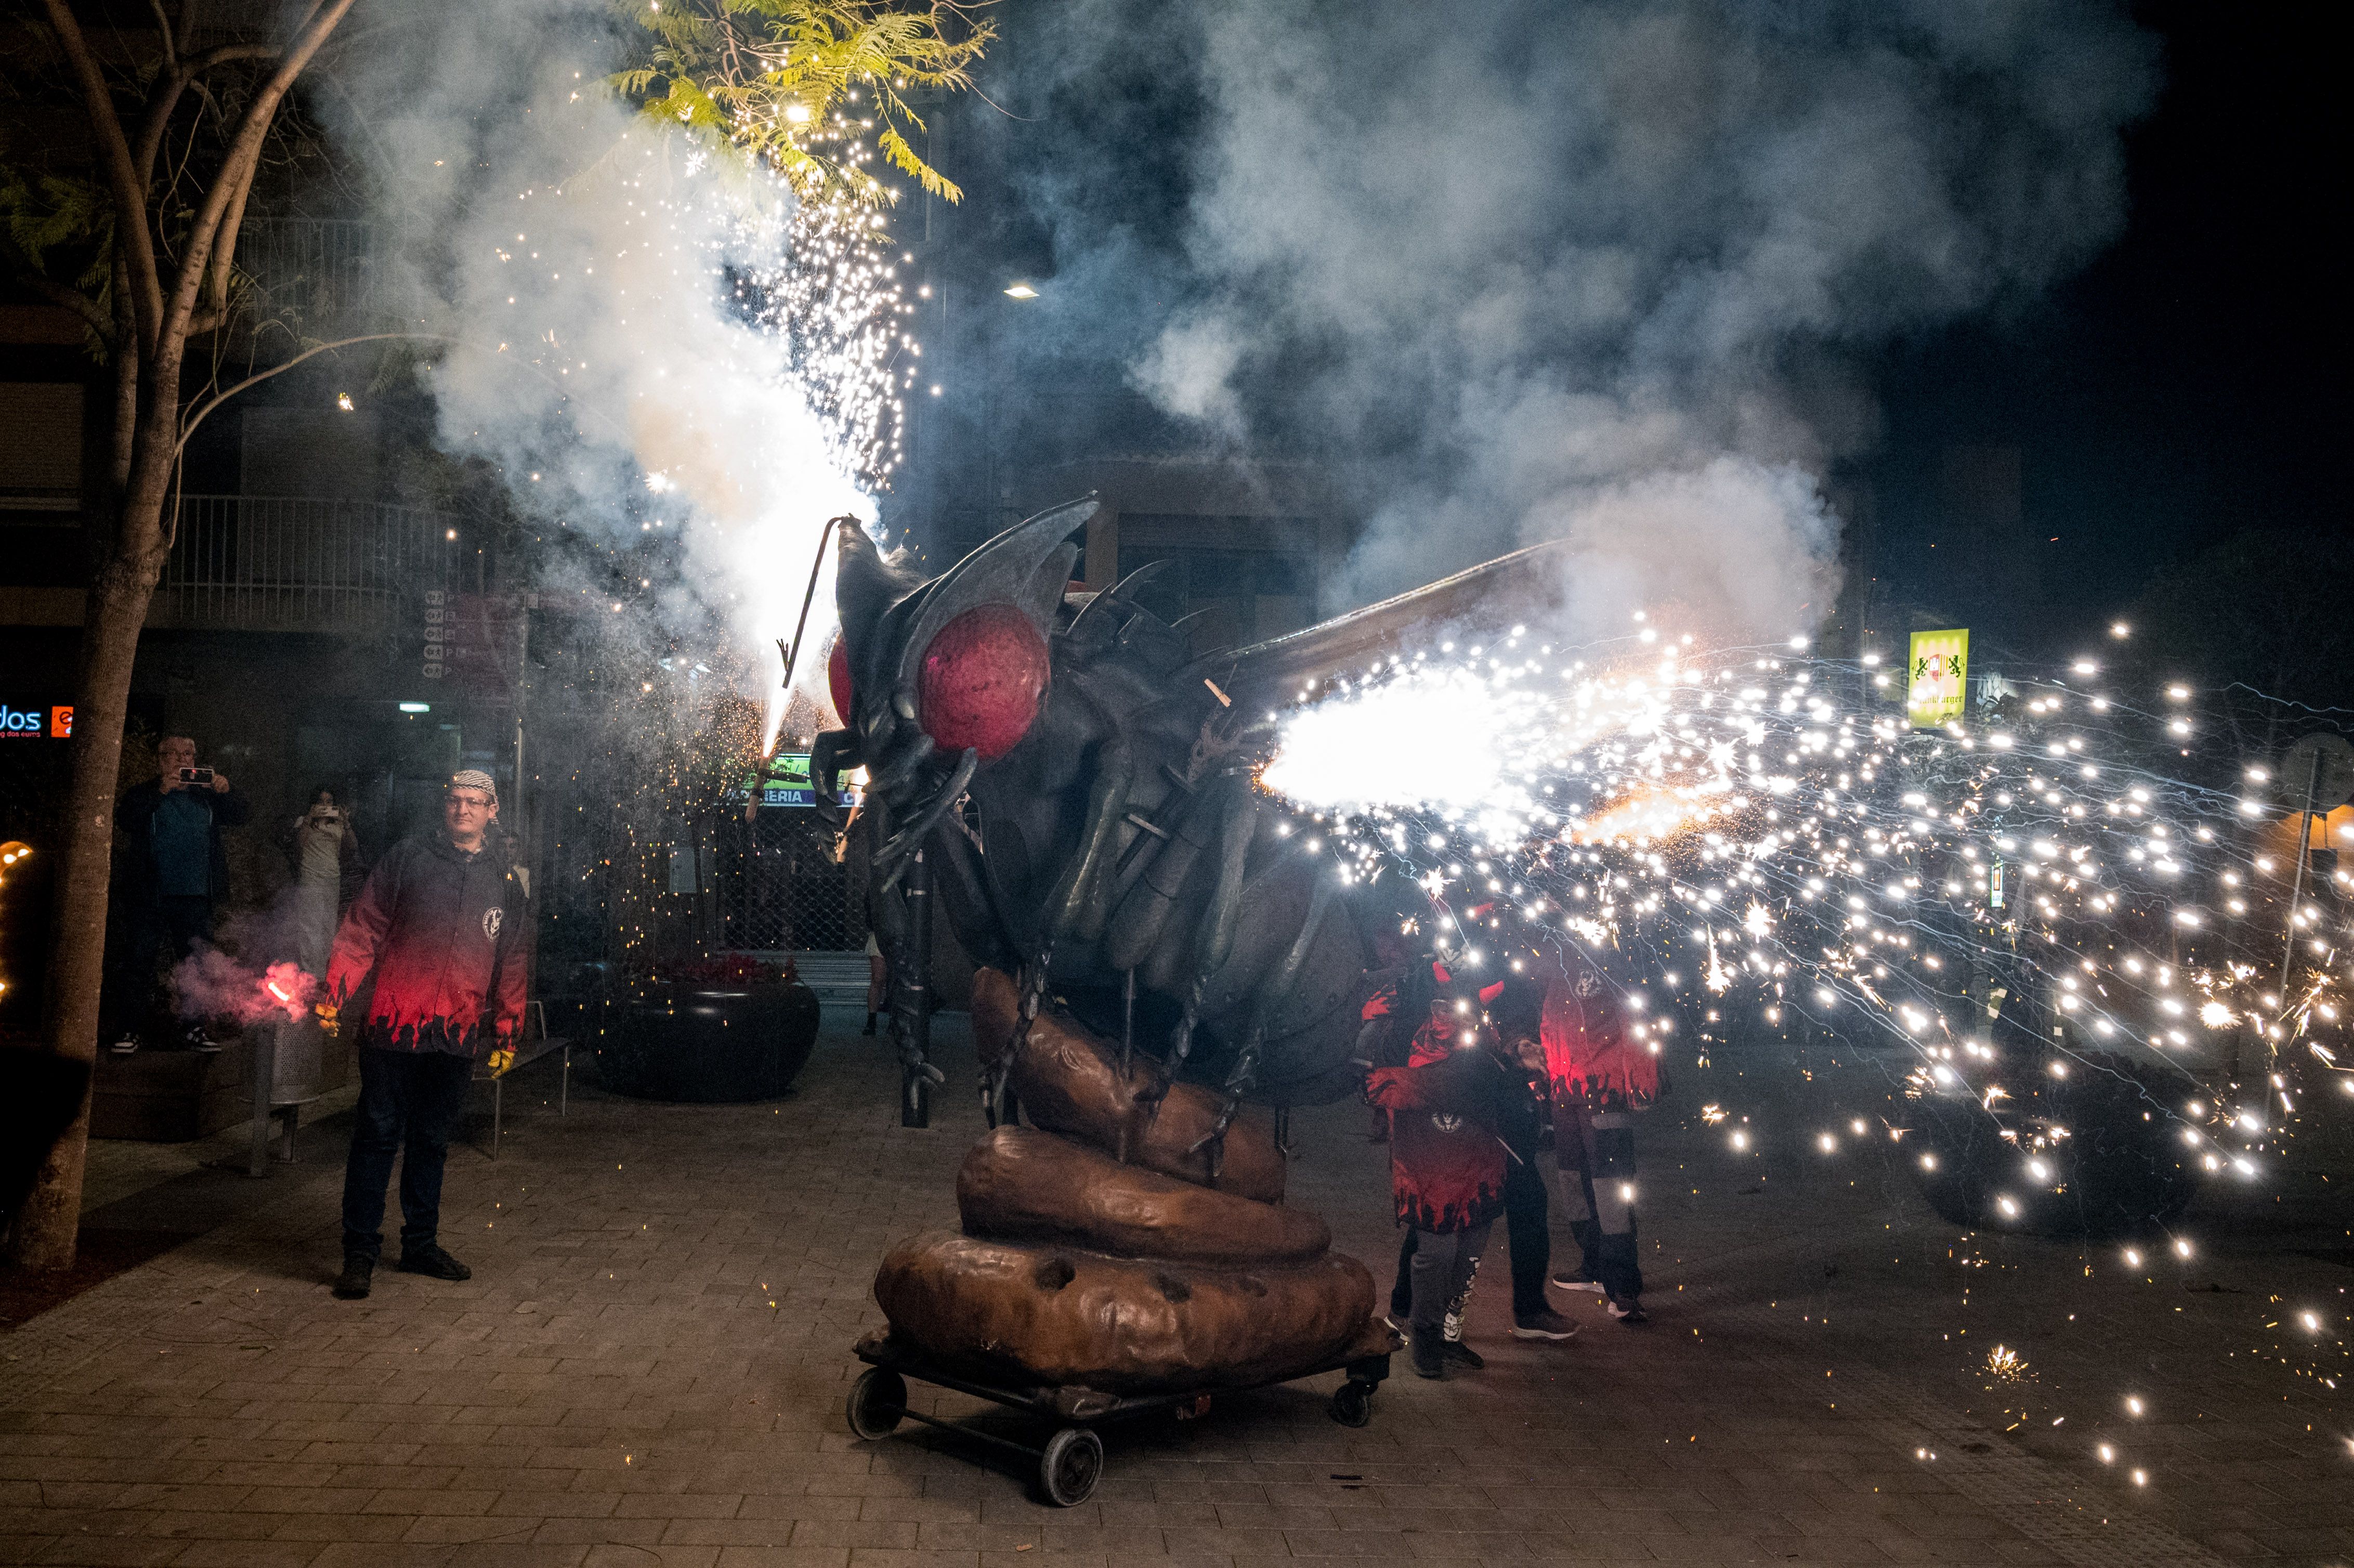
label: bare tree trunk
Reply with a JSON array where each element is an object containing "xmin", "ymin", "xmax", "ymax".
[
  {"xmin": 5, "ymin": 0, "xmax": 355, "ymax": 1272},
  {"xmin": 9, "ymin": 560, "xmax": 161, "ymax": 1269},
  {"xmin": 10, "ymin": 344, "xmax": 181, "ymax": 1264}
]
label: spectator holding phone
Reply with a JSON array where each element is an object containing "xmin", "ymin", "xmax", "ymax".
[{"xmin": 104, "ymin": 734, "xmax": 248, "ymax": 1051}]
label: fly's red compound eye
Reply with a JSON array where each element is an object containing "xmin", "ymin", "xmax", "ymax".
[{"xmin": 917, "ymin": 604, "xmax": 1050, "ymax": 761}]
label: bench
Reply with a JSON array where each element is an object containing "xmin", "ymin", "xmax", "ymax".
[{"xmin": 469, "ymin": 1002, "xmax": 569, "ymax": 1158}]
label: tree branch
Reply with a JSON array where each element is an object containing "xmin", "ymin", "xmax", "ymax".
[
  {"xmin": 204, "ymin": 157, "xmax": 257, "ymax": 317},
  {"xmin": 190, "ymin": 42, "xmax": 282, "ymax": 72},
  {"xmin": 176, "ymin": 332, "xmax": 450, "ymax": 455},
  {"xmin": 40, "ymin": 0, "xmax": 166, "ymax": 357},
  {"xmin": 160, "ymin": 0, "xmax": 357, "ymax": 361},
  {"xmin": 146, "ymin": 0, "xmax": 179, "ymax": 74},
  {"xmin": 134, "ymin": 46, "xmax": 279, "ymax": 191},
  {"xmin": 5, "ymin": 267, "xmax": 116, "ymax": 346}
]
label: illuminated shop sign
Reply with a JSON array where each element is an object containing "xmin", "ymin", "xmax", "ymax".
[
  {"xmin": 745, "ymin": 751, "xmax": 859, "ymax": 809},
  {"xmin": 0, "ymin": 703, "xmax": 70, "ymax": 739}
]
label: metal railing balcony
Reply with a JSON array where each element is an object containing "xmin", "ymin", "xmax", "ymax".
[
  {"xmin": 158, "ymin": 494, "xmax": 453, "ymax": 632},
  {"xmin": 234, "ymin": 217, "xmax": 409, "ymax": 328}
]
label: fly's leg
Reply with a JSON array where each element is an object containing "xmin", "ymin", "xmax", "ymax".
[
  {"xmin": 1139, "ymin": 778, "xmax": 1257, "ymax": 1116},
  {"xmin": 983, "ymin": 738, "xmax": 1135, "ymax": 1125},
  {"xmin": 1187, "ymin": 868, "xmax": 1336, "ymax": 1179},
  {"xmin": 1188, "ymin": 1028, "xmax": 1264, "ymax": 1184}
]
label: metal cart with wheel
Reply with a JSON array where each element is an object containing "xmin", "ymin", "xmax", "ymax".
[{"xmin": 846, "ymin": 1328, "xmax": 1395, "ymax": 1506}]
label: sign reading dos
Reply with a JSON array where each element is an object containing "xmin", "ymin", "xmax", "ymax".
[
  {"xmin": 0, "ymin": 703, "xmax": 70, "ymax": 739},
  {"xmin": 1907, "ymin": 629, "xmax": 1969, "ymax": 729},
  {"xmin": 746, "ymin": 752, "xmax": 859, "ymax": 809}
]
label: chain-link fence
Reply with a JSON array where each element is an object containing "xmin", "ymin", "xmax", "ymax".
[{"xmin": 713, "ymin": 811, "xmax": 867, "ymax": 953}]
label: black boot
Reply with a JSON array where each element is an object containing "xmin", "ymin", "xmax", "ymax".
[
  {"xmin": 1410, "ymin": 1324, "xmax": 1447, "ymax": 1380},
  {"xmin": 1442, "ymin": 1338, "xmax": 1485, "ymax": 1370},
  {"xmin": 862, "ymin": 1011, "xmax": 878, "ymax": 1036},
  {"xmin": 332, "ymin": 1253, "xmax": 373, "ymax": 1300},
  {"xmin": 396, "ymin": 1243, "xmax": 472, "ymax": 1281}
]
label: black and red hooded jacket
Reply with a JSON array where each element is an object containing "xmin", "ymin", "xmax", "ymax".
[
  {"xmin": 328, "ymin": 830, "xmax": 530, "ymax": 1058},
  {"xmin": 1541, "ymin": 960, "xmax": 1659, "ymax": 1114},
  {"xmin": 1365, "ymin": 986, "xmax": 1508, "ymax": 1234}
]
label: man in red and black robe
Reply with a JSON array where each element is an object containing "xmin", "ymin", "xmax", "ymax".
[
  {"xmin": 1366, "ymin": 990, "xmax": 1505, "ymax": 1377},
  {"xmin": 1542, "ymin": 948, "xmax": 1658, "ymax": 1322}
]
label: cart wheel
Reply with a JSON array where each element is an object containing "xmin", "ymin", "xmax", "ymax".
[
  {"xmin": 845, "ymin": 1367, "xmax": 906, "ymax": 1441},
  {"xmin": 1329, "ymin": 1379, "xmax": 1374, "ymax": 1428},
  {"xmin": 1038, "ymin": 1426, "xmax": 1103, "ymax": 1507}
]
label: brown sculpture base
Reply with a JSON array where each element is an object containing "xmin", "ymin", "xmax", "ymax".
[{"xmin": 867, "ymin": 969, "xmax": 1387, "ymax": 1399}]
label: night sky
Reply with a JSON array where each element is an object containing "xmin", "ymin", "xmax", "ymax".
[{"xmin": 1862, "ymin": 0, "xmax": 2346, "ymax": 644}]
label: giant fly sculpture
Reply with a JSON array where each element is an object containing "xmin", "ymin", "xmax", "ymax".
[
  {"xmin": 809, "ymin": 496, "xmax": 1567, "ymax": 1138},
  {"xmin": 810, "ymin": 498, "xmax": 1574, "ymax": 1451}
]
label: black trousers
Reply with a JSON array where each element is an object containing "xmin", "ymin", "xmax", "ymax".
[
  {"xmin": 1499, "ymin": 1145, "xmax": 1552, "ymax": 1317},
  {"xmin": 341, "ymin": 1047, "xmax": 473, "ymax": 1262},
  {"xmin": 1388, "ymin": 1151, "xmax": 1551, "ymax": 1322},
  {"xmin": 101, "ymin": 895, "xmax": 214, "ymax": 1039},
  {"xmin": 1558, "ymin": 1106, "xmax": 1643, "ymax": 1303}
]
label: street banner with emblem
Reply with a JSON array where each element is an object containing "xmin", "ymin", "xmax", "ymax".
[{"xmin": 1907, "ymin": 629, "xmax": 1969, "ymax": 728}]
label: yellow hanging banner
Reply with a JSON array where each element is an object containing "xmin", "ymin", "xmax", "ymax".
[{"xmin": 1907, "ymin": 629, "xmax": 1969, "ymax": 728}]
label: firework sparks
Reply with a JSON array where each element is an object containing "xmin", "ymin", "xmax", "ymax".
[{"xmin": 1255, "ymin": 620, "xmax": 2352, "ymax": 1201}]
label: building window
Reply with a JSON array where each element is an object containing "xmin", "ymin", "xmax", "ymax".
[{"xmin": 0, "ymin": 383, "xmax": 85, "ymax": 518}]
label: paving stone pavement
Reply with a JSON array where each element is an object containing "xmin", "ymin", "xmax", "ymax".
[{"xmin": 2, "ymin": 1014, "xmax": 2346, "ymax": 1567}]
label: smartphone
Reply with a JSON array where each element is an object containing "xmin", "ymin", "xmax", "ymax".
[
  {"xmin": 179, "ymin": 767, "xmax": 215, "ymax": 784},
  {"xmin": 314, "ymin": 809, "xmax": 341, "ymax": 825}
]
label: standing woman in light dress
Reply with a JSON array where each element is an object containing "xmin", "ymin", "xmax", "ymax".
[{"xmin": 290, "ymin": 786, "xmax": 359, "ymax": 976}]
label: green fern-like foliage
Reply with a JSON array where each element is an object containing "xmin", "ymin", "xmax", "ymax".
[{"xmin": 610, "ymin": 0, "xmax": 991, "ymax": 209}]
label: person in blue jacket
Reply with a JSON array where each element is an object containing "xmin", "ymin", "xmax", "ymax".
[{"xmin": 106, "ymin": 734, "xmax": 249, "ymax": 1050}]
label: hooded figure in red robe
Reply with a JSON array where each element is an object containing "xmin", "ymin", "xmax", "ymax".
[
  {"xmin": 1365, "ymin": 977, "xmax": 1511, "ymax": 1377},
  {"xmin": 1540, "ymin": 950, "xmax": 1654, "ymax": 1322},
  {"xmin": 1367, "ymin": 989, "xmax": 1507, "ymax": 1232},
  {"xmin": 1542, "ymin": 958, "xmax": 1658, "ymax": 1112}
]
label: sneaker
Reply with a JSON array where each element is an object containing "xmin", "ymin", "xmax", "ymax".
[
  {"xmin": 332, "ymin": 1254, "xmax": 373, "ymax": 1300},
  {"xmin": 182, "ymin": 1025, "xmax": 221, "ymax": 1053},
  {"xmin": 1550, "ymin": 1272, "xmax": 1604, "ymax": 1293},
  {"xmin": 1409, "ymin": 1326, "xmax": 1446, "ymax": 1380},
  {"xmin": 395, "ymin": 1244, "xmax": 472, "ymax": 1282},
  {"xmin": 1442, "ymin": 1338, "xmax": 1485, "ymax": 1369},
  {"xmin": 1607, "ymin": 1299, "xmax": 1648, "ymax": 1325},
  {"xmin": 109, "ymin": 1035, "xmax": 140, "ymax": 1055},
  {"xmin": 1510, "ymin": 1308, "xmax": 1581, "ymax": 1341}
]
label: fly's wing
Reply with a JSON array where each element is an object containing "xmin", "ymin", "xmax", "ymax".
[{"xmin": 1181, "ymin": 536, "xmax": 1575, "ymax": 704}]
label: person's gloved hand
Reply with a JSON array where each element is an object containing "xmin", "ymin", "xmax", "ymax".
[
  {"xmin": 486, "ymin": 1044, "xmax": 516, "ymax": 1077},
  {"xmin": 315, "ymin": 1001, "xmax": 339, "ymax": 1037}
]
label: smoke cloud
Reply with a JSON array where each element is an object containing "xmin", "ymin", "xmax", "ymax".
[
  {"xmin": 1014, "ymin": 0, "xmax": 2158, "ymax": 640},
  {"xmin": 328, "ymin": 2, "xmax": 881, "ymax": 727},
  {"xmin": 171, "ymin": 950, "xmax": 317, "ymax": 1026}
]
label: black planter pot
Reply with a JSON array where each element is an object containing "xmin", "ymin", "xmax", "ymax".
[
  {"xmin": 1906, "ymin": 1047, "xmax": 2202, "ymax": 1238},
  {"xmin": 597, "ymin": 981, "xmax": 821, "ymax": 1103}
]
